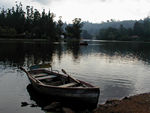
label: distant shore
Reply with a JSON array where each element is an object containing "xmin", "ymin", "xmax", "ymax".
[
  {"xmin": 1, "ymin": 38, "xmax": 150, "ymax": 43},
  {"xmin": 0, "ymin": 38, "xmax": 48, "ymax": 43},
  {"xmin": 93, "ymin": 92, "xmax": 150, "ymax": 113}
]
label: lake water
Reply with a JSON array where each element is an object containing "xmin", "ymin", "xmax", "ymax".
[{"xmin": 0, "ymin": 41, "xmax": 150, "ymax": 113}]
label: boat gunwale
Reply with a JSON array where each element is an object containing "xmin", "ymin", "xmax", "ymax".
[{"xmin": 26, "ymin": 69, "xmax": 100, "ymax": 90}]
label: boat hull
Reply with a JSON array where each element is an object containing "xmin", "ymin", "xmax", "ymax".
[
  {"xmin": 20, "ymin": 67, "xmax": 100, "ymax": 105},
  {"xmin": 29, "ymin": 78, "xmax": 100, "ymax": 105}
]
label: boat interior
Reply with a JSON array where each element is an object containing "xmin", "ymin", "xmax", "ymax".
[{"xmin": 29, "ymin": 70, "xmax": 86, "ymax": 88}]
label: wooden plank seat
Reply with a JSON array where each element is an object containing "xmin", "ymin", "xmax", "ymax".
[
  {"xmin": 45, "ymin": 80, "xmax": 63, "ymax": 86},
  {"xmin": 76, "ymin": 86, "xmax": 84, "ymax": 88},
  {"xmin": 33, "ymin": 73, "xmax": 49, "ymax": 78},
  {"xmin": 36, "ymin": 75, "xmax": 57, "ymax": 80},
  {"xmin": 59, "ymin": 82, "xmax": 77, "ymax": 88}
]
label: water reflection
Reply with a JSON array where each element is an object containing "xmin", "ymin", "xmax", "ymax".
[
  {"xmin": 0, "ymin": 42, "xmax": 60, "ymax": 67},
  {"xmin": 1, "ymin": 41, "xmax": 150, "ymax": 66},
  {"xmin": 97, "ymin": 42, "xmax": 150, "ymax": 64},
  {"xmin": 66, "ymin": 41, "xmax": 81, "ymax": 60},
  {"xmin": 0, "ymin": 41, "xmax": 150, "ymax": 112}
]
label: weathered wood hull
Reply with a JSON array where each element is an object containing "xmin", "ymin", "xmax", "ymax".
[
  {"xmin": 21, "ymin": 68, "xmax": 100, "ymax": 105},
  {"xmin": 31, "ymin": 79, "xmax": 99, "ymax": 104}
]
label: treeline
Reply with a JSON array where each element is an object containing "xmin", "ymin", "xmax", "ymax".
[
  {"xmin": 82, "ymin": 20, "xmax": 135, "ymax": 37},
  {"xmin": 96, "ymin": 18, "xmax": 150, "ymax": 41},
  {"xmin": 0, "ymin": 3, "xmax": 82, "ymax": 41}
]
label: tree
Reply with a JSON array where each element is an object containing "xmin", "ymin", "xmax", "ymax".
[
  {"xmin": 12, "ymin": 2, "xmax": 25, "ymax": 33},
  {"xmin": 65, "ymin": 18, "xmax": 83, "ymax": 39},
  {"xmin": 0, "ymin": 3, "xmax": 85, "ymax": 41},
  {"xmin": 56, "ymin": 16, "xmax": 64, "ymax": 40},
  {"xmin": 81, "ymin": 30, "xmax": 92, "ymax": 39},
  {"xmin": 133, "ymin": 22, "xmax": 143, "ymax": 36},
  {"xmin": 143, "ymin": 18, "xmax": 150, "ymax": 38},
  {"xmin": 97, "ymin": 27, "xmax": 119, "ymax": 40}
]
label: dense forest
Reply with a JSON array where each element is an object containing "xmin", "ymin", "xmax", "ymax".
[
  {"xmin": 0, "ymin": 3, "xmax": 83, "ymax": 41},
  {"xmin": 82, "ymin": 18, "xmax": 150, "ymax": 41},
  {"xmin": 82, "ymin": 20, "xmax": 135, "ymax": 37},
  {"xmin": 96, "ymin": 18, "xmax": 150, "ymax": 41},
  {"xmin": 0, "ymin": 3, "xmax": 150, "ymax": 41}
]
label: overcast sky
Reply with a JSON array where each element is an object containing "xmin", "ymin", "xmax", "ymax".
[{"xmin": 1, "ymin": 0, "xmax": 150, "ymax": 23}]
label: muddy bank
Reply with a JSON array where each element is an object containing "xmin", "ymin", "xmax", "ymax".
[{"xmin": 94, "ymin": 93, "xmax": 150, "ymax": 113}]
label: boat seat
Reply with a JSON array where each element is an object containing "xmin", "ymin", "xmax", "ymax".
[
  {"xmin": 33, "ymin": 73, "xmax": 49, "ymax": 78},
  {"xmin": 76, "ymin": 86, "xmax": 84, "ymax": 88},
  {"xmin": 47, "ymin": 80, "xmax": 62, "ymax": 86},
  {"xmin": 36, "ymin": 75, "xmax": 57, "ymax": 80},
  {"xmin": 59, "ymin": 82, "xmax": 77, "ymax": 88}
]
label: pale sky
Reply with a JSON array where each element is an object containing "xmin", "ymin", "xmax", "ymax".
[{"xmin": 1, "ymin": 0, "xmax": 150, "ymax": 23}]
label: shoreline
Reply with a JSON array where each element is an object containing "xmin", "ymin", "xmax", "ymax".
[
  {"xmin": 0, "ymin": 38, "xmax": 48, "ymax": 43},
  {"xmin": 93, "ymin": 92, "xmax": 150, "ymax": 113},
  {"xmin": 31, "ymin": 92, "xmax": 150, "ymax": 113},
  {"xmin": 0, "ymin": 38, "xmax": 150, "ymax": 43}
]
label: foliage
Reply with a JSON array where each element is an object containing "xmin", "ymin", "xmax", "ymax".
[
  {"xmin": 0, "ymin": 3, "xmax": 82, "ymax": 41},
  {"xmin": 96, "ymin": 17, "xmax": 150, "ymax": 41},
  {"xmin": 56, "ymin": 16, "xmax": 64, "ymax": 40},
  {"xmin": 0, "ymin": 26, "xmax": 17, "ymax": 35},
  {"xmin": 81, "ymin": 30, "xmax": 92, "ymax": 39},
  {"xmin": 65, "ymin": 18, "xmax": 83, "ymax": 39},
  {"xmin": 82, "ymin": 20, "xmax": 135, "ymax": 37}
]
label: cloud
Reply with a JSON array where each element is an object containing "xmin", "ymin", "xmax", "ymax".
[
  {"xmin": 32, "ymin": 0, "xmax": 62, "ymax": 5},
  {"xmin": 99, "ymin": 0, "xmax": 111, "ymax": 2},
  {"xmin": 0, "ymin": 0, "xmax": 15, "ymax": 8},
  {"xmin": 33, "ymin": 0, "xmax": 111, "ymax": 5},
  {"xmin": 32, "ymin": 0, "xmax": 51, "ymax": 5},
  {"xmin": 28, "ymin": 0, "xmax": 147, "ymax": 6}
]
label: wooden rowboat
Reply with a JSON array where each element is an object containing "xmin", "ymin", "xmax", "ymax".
[{"xmin": 20, "ymin": 66, "xmax": 100, "ymax": 105}]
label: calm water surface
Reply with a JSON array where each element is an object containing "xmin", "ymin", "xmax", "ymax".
[{"xmin": 0, "ymin": 41, "xmax": 150, "ymax": 113}]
